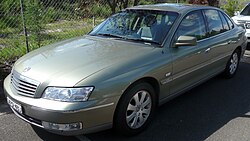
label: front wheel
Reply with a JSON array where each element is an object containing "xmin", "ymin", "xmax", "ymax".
[
  {"xmin": 114, "ymin": 83, "xmax": 156, "ymax": 135},
  {"xmin": 223, "ymin": 49, "xmax": 240, "ymax": 78}
]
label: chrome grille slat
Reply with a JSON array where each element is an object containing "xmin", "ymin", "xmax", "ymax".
[
  {"xmin": 11, "ymin": 81, "xmax": 34, "ymax": 95},
  {"xmin": 16, "ymin": 91, "xmax": 34, "ymax": 97},
  {"xmin": 11, "ymin": 78, "xmax": 35, "ymax": 92},
  {"xmin": 12, "ymin": 76, "xmax": 37, "ymax": 90},
  {"xmin": 12, "ymin": 82, "xmax": 36, "ymax": 95},
  {"xmin": 10, "ymin": 71, "xmax": 40, "ymax": 97}
]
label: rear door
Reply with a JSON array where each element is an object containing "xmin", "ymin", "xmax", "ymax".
[{"xmin": 202, "ymin": 9, "xmax": 238, "ymax": 74}]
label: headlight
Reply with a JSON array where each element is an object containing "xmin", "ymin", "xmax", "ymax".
[{"xmin": 42, "ymin": 87, "xmax": 94, "ymax": 102}]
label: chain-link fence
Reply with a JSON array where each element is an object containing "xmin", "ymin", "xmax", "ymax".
[
  {"xmin": 0, "ymin": 0, "xmax": 114, "ymax": 68},
  {"xmin": 0, "ymin": 0, "xmax": 194, "ymax": 70}
]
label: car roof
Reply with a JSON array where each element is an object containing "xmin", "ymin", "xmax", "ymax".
[{"xmin": 127, "ymin": 3, "xmax": 218, "ymax": 13}]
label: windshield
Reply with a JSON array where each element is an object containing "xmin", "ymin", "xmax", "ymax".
[
  {"xmin": 89, "ymin": 9, "xmax": 178, "ymax": 45},
  {"xmin": 241, "ymin": 4, "xmax": 250, "ymax": 16}
]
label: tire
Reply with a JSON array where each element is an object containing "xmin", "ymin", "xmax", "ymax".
[
  {"xmin": 114, "ymin": 82, "xmax": 156, "ymax": 135},
  {"xmin": 223, "ymin": 49, "xmax": 240, "ymax": 78}
]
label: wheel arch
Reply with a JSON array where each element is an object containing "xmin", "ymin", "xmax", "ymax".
[
  {"xmin": 113, "ymin": 76, "xmax": 160, "ymax": 123},
  {"xmin": 123, "ymin": 77, "xmax": 160, "ymax": 104}
]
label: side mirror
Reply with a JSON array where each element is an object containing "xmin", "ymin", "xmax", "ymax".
[
  {"xmin": 234, "ymin": 11, "xmax": 240, "ymax": 16},
  {"xmin": 174, "ymin": 36, "xmax": 197, "ymax": 47}
]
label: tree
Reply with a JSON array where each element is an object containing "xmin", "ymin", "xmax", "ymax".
[
  {"xmin": 207, "ymin": 0, "xmax": 219, "ymax": 7},
  {"xmin": 106, "ymin": 0, "xmax": 155, "ymax": 14},
  {"xmin": 188, "ymin": 0, "xmax": 219, "ymax": 7},
  {"xmin": 220, "ymin": 0, "xmax": 244, "ymax": 17},
  {"xmin": 188, "ymin": 0, "xmax": 208, "ymax": 5},
  {"xmin": 106, "ymin": 0, "xmax": 118, "ymax": 14}
]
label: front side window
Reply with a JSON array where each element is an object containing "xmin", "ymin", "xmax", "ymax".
[
  {"xmin": 204, "ymin": 10, "xmax": 224, "ymax": 36},
  {"xmin": 89, "ymin": 10, "xmax": 178, "ymax": 45},
  {"xmin": 175, "ymin": 10, "xmax": 207, "ymax": 41}
]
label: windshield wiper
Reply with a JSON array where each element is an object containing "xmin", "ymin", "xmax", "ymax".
[
  {"xmin": 125, "ymin": 38, "xmax": 161, "ymax": 45},
  {"xmin": 93, "ymin": 33, "xmax": 161, "ymax": 45},
  {"xmin": 96, "ymin": 33, "xmax": 123, "ymax": 39}
]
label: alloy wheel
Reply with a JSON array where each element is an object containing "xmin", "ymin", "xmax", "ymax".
[
  {"xmin": 229, "ymin": 52, "xmax": 239, "ymax": 75},
  {"xmin": 126, "ymin": 90, "xmax": 152, "ymax": 129}
]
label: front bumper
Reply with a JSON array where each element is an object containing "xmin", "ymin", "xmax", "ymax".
[{"xmin": 3, "ymin": 75, "xmax": 118, "ymax": 135}]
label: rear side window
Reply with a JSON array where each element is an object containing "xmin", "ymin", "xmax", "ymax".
[
  {"xmin": 204, "ymin": 10, "xmax": 224, "ymax": 36},
  {"xmin": 223, "ymin": 13, "xmax": 234, "ymax": 29},
  {"xmin": 219, "ymin": 12, "xmax": 230, "ymax": 32}
]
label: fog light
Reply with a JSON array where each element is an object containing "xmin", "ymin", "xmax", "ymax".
[{"xmin": 42, "ymin": 121, "xmax": 82, "ymax": 131}]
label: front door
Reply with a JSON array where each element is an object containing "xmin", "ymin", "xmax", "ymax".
[{"xmin": 170, "ymin": 10, "xmax": 212, "ymax": 95}]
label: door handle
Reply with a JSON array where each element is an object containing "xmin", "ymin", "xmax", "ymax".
[
  {"xmin": 205, "ymin": 48, "xmax": 211, "ymax": 53},
  {"xmin": 227, "ymin": 40, "xmax": 237, "ymax": 44}
]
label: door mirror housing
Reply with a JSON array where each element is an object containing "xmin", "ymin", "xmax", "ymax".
[{"xmin": 174, "ymin": 36, "xmax": 197, "ymax": 47}]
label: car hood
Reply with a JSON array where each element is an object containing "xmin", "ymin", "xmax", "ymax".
[{"xmin": 14, "ymin": 36, "xmax": 157, "ymax": 87}]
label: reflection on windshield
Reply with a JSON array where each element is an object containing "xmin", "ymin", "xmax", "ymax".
[{"xmin": 89, "ymin": 9, "xmax": 178, "ymax": 45}]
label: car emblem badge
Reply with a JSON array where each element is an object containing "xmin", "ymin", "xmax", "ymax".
[{"xmin": 23, "ymin": 67, "xmax": 31, "ymax": 73}]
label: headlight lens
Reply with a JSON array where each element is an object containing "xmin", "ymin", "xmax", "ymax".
[{"xmin": 42, "ymin": 87, "xmax": 94, "ymax": 102}]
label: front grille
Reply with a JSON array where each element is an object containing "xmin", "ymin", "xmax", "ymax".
[
  {"xmin": 237, "ymin": 20, "xmax": 247, "ymax": 24},
  {"xmin": 11, "ymin": 71, "xmax": 40, "ymax": 97}
]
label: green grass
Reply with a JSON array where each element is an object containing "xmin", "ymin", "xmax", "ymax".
[{"xmin": 0, "ymin": 19, "xmax": 94, "ymax": 66}]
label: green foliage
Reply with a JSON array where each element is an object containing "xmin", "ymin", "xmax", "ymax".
[
  {"xmin": 138, "ymin": 0, "xmax": 155, "ymax": 5},
  {"xmin": 90, "ymin": 4, "xmax": 112, "ymax": 17},
  {"xmin": 0, "ymin": 0, "xmax": 21, "ymax": 28},
  {"xmin": 25, "ymin": 0, "xmax": 44, "ymax": 47},
  {"xmin": 44, "ymin": 7, "xmax": 60, "ymax": 23},
  {"xmin": 220, "ymin": 0, "xmax": 245, "ymax": 17},
  {"xmin": 0, "ymin": 19, "xmax": 92, "ymax": 65}
]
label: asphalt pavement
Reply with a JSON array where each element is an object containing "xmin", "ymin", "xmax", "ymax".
[{"xmin": 1, "ymin": 53, "xmax": 250, "ymax": 141}]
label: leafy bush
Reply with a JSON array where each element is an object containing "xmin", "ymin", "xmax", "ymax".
[
  {"xmin": 220, "ymin": 0, "xmax": 245, "ymax": 17},
  {"xmin": 43, "ymin": 7, "xmax": 60, "ymax": 23},
  {"xmin": 90, "ymin": 4, "xmax": 112, "ymax": 18},
  {"xmin": 25, "ymin": 0, "xmax": 44, "ymax": 47}
]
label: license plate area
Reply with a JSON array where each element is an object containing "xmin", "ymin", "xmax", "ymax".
[{"xmin": 7, "ymin": 97, "xmax": 23, "ymax": 114}]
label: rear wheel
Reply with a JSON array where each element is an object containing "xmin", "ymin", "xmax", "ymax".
[
  {"xmin": 114, "ymin": 83, "xmax": 156, "ymax": 135},
  {"xmin": 223, "ymin": 49, "xmax": 240, "ymax": 78}
]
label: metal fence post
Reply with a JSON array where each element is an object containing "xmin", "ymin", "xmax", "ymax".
[
  {"xmin": 93, "ymin": 16, "xmax": 96, "ymax": 28},
  {"xmin": 20, "ymin": 0, "xmax": 29, "ymax": 53}
]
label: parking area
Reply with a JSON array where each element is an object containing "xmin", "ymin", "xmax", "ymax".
[{"xmin": 1, "ymin": 52, "xmax": 250, "ymax": 141}]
